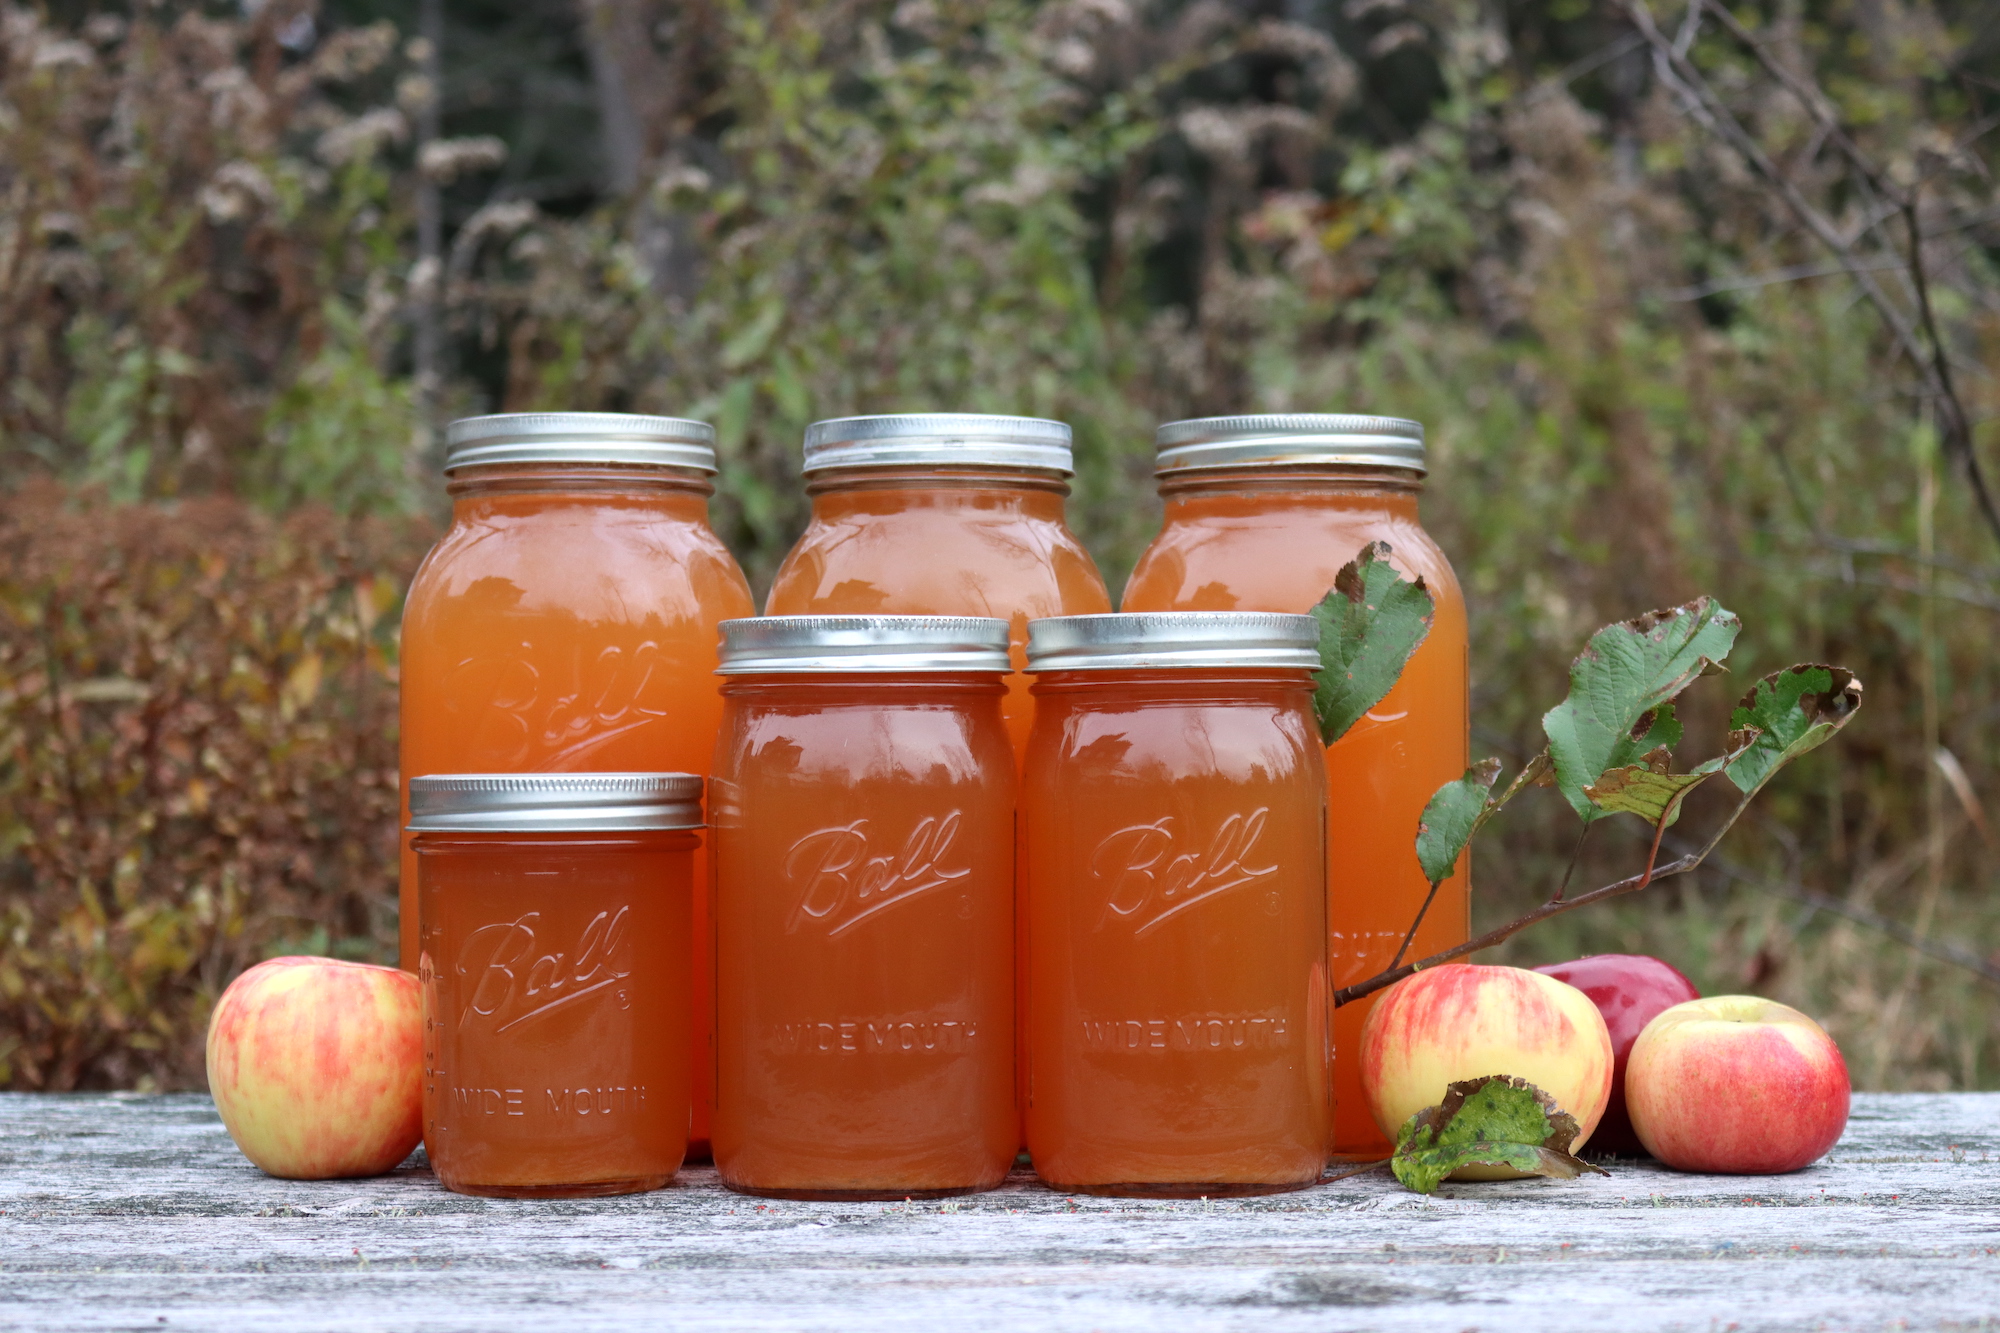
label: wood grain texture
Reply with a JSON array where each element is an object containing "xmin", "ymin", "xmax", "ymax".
[{"xmin": 2, "ymin": 1092, "xmax": 1997, "ymax": 1330}]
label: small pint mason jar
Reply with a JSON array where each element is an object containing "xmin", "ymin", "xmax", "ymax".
[
  {"xmin": 410, "ymin": 772, "xmax": 703, "ymax": 1198},
  {"xmin": 1021, "ymin": 613, "xmax": 1330, "ymax": 1197},
  {"xmin": 710, "ymin": 616, "xmax": 1018, "ymax": 1200}
]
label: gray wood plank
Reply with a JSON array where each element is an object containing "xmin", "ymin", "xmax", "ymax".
[{"xmin": 2, "ymin": 1091, "xmax": 1997, "ymax": 1331}]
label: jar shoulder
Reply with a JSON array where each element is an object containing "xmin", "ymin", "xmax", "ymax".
[
  {"xmin": 714, "ymin": 697, "xmax": 1016, "ymax": 787},
  {"xmin": 406, "ymin": 509, "xmax": 754, "ymax": 624},
  {"xmin": 768, "ymin": 511, "xmax": 1109, "ymax": 616},
  {"xmin": 1123, "ymin": 507, "xmax": 1462, "ymax": 614},
  {"xmin": 1025, "ymin": 696, "xmax": 1325, "ymax": 787}
]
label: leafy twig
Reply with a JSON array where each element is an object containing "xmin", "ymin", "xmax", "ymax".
[
  {"xmin": 1332, "ymin": 648, "xmax": 1863, "ymax": 1009},
  {"xmin": 1306, "ymin": 565, "xmax": 1865, "ymax": 1015}
]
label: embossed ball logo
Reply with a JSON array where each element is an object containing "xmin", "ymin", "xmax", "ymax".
[
  {"xmin": 453, "ymin": 908, "xmax": 634, "ymax": 1031},
  {"xmin": 782, "ymin": 812, "xmax": 971, "ymax": 936},
  {"xmin": 1090, "ymin": 809, "xmax": 1278, "ymax": 935}
]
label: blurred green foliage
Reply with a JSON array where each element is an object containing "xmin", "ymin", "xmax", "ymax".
[{"xmin": 2, "ymin": 0, "xmax": 1999, "ymax": 1089}]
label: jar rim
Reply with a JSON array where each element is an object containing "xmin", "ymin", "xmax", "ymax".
[
  {"xmin": 444, "ymin": 412, "xmax": 718, "ymax": 475},
  {"xmin": 716, "ymin": 615, "xmax": 1013, "ymax": 674},
  {"xmin": 804, "ymin": 414, "xmax": 1073, "ymax": 476},
  {"xmin": 407, "ymin": 772, "xmax": 704, "ymax": 832},
  {"xmin": 1026, "ymin": 612, "xmax": 1322, "ymax": 673},
  {"xmin": 1154, "ymin": 413, "xmax": 1425, "ymax": 476}
]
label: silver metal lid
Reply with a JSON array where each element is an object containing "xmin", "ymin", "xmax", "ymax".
[
  {"xmin": 406, "ymin": 772, "xmax": 704, "ymax": 832},
  {"xmin": 717, "ymin": 616, "xmax": 1012, "ymax": 674},
  {"xmin": 1026, "ymin": 612, "xmax": 1322, "ymax": 672},
  {"xmin": 803, "ymin": 414, "xmax": 1073, "ymax": 475},
  {"xmin": 444, "ymin": 413, "xmax": 718, "ymax": 474},
  {"xmin": 1154, "ymin": 414, "xmax": 1425, "ymax": 475}
]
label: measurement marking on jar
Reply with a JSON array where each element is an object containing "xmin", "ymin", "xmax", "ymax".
[
  {"xmin": 1077, "ymin": 1015, "xmax": 1291, "ymax": 1052},
  {"xmin": 1090, "ymin": 809, "xmax": 1277, "ymax": 936},
  {"xmin": 769, "ymin": 1020, "xmax": 981, "ymax": 1053},
  {"xmin": 1329, "ymin": 930, "xmax": 1423, "ymax": 982},
  {"xmin": 783, "ymin": 813, "xmax": 971, "ymax": 937}
]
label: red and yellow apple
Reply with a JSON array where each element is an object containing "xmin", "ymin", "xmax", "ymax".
[
  {"xmin": 1533, "ymin": 953, "xmax": 1701, "ymax": 1157},
  {"xmin": 1360, "ymin": 964, "xmax": 1614, "ymax": 1175},
  {"xmin": 206, "ymin": 956, "xmax": 423, "ymax": 1179},
  {"xmin": 1625, "ymin": 995, "xmax": 1849, "ymax": 1174}
]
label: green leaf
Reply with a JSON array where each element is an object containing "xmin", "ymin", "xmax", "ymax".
[
  {"xmin": 1541, "ymin": 598, "xmax": 1741, "ymax": 822},
  {"xmin": 1309, "ymin": 542, "xmax": 1436, "ymax": 746},
  {"xmin": 1414, "ymin": 758, "xmax": 1502, "ymax": 886},
  {"xmin": 1724, "ymin": 665, "xmax": 1864, "ymax": 796},
  {"xmin": 1391, "ymin": 1075, "xmax": 1610, "ymax": 1195},
  {"xmin": 1583, "ymin": 750, "xmax": 1715, "ymax": 828}
]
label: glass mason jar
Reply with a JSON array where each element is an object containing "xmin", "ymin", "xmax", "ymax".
[
  {"xmin": 765, "ymin": 414, "xmax": 1112, "ymax": 1148},
  {"xmin": 410, "ymin": 772, "xmax": 703, "ymax": 1198},
  {"xmin": 1021, "ymin": 613, "xmax": 1331, "ymax": 1197},
  {"xmin": 1118, "ymin": 416, "xmax": 1469, "ymax": 1161},
  {"xmin": 399, "ymin": 413, "xmax": 755, "ymax": 1159},
  {"xmin": 709, "ymin": 617, "xmax": 1018, "ymax": 1200},
  {"xmin": 763, "ymin": 414, "xmax": 1111, "ymax": 761}
]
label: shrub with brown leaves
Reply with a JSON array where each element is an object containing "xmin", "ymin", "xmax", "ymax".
[{"xmin": 0, "ymin": 481, "xmax": 431, "ymax": 1090}]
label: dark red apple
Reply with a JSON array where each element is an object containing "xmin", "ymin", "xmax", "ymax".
[{"xmin": 1532, "ymin": 953, "xmax": 1700, "ymax": 1157}]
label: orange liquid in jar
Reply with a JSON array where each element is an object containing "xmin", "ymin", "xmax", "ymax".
[
  {"xmin": 1022, "ymin": 667, "xmax": 1330, "ymax": 1196},
  {"xmin": 1120, "ymin": 467, "xmax": 1469, "ymax": 1159},
  {"xmin": 764, "ymin": 467, "xmax": 1111, "ymax": 758},
  {"xmin": 399, "ymin": 464, "xmax": 753, "ymax": 1153},
  {"xmin": 767, "ymin": 461, "xmax": 1108, "ymax": 1153},
  {"xmin": 416, "ymin": 830, "xmax": 695, "ymax": 1196},
  {"xmin": 710, "ymin": 673, "xmax": 1017, "ymax": 1199}
]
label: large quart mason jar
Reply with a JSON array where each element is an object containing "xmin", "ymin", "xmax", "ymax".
[
  {"xmin": 765, "ymin": 413, "xmax": 1113, "ymax": 1145},
  {"xmin": 1021, "ymin": 612, "xmax": 1331, "ymax": 1197},
  {"xmin": 1118, "ymin": 415, "xmax": 1469, "ymax": 1160},
  {"xmin": 398, "ymin": 413, "xmax": 755, "ymax": 1157}
]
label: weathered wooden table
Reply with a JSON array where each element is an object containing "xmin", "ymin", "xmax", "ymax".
[{"xmin": 1, "ymin": 1092, "xmax": 1995, "ymax": 1330}]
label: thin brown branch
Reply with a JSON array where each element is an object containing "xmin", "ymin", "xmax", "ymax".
[
  {"xmin": 1904, "ymin": 189, "xmax": 2000, "ymax": 541},
  {"xmin": 1669, "ymin": 840, "xmax": 2000, "ymax": 987},
  {"xmin": 1620, "ymin": 0, "xmax": 2000, "ymax": 550},
  {"xmin": 1552, "ymin": 820, "xmax": 1593, "ymax": 902},
  {"xmin": 1635, "ymin": 816, "xmax": 1668, "ymax": 891},
  {"xmin": 1388, "ymin": 879, "xmax": 1443, "ymax": 971},
  {"xmin": 1697, "ymin": 0, "xmax": 1903, "ymax": 206},
  {"xmin": 1336, "ymin": 757, "xmax": 1803, "ymax": 1009},
  {"xmin": 1331, "ymin": 851, "xmax": 1703, "ymax": 1008}
]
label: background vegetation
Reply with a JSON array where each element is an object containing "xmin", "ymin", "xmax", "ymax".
[{"xmin": 2, "ymin": 0, "xmax": 1996, "ymax": 1092}]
